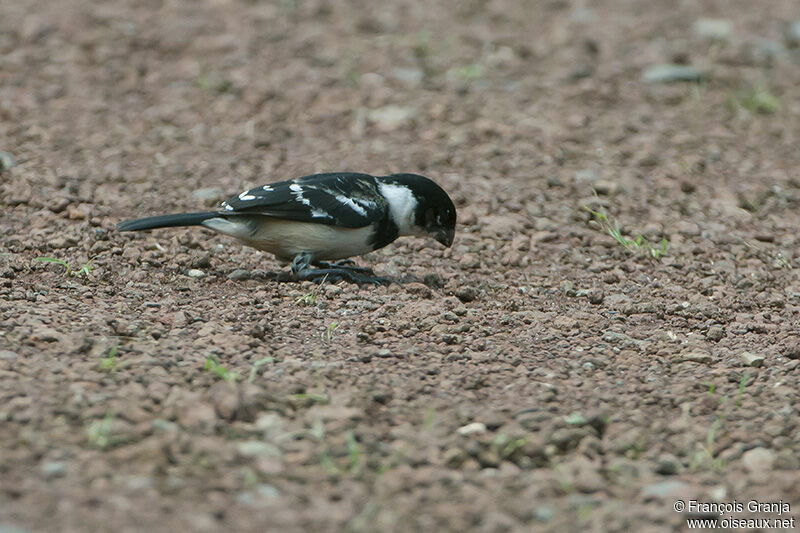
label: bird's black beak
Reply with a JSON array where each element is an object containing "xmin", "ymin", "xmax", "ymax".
[{"xmin": 435, "ymin": 228, "xmax": 455, "ymax": 247}]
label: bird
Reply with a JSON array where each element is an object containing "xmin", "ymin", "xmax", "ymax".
[{"xmin": 117, "ymin": 172, "xmax": 457, "ymax": 283}]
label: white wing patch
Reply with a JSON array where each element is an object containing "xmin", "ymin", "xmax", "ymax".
[
  {"xmin": 262, "ymin": 185, "xmax": 273, "ymax": 191},
  {"xmin": 335, "ymin": 194, "xmax": 368, "ymax": 216},
  {"xmin": 289, "ymin": 183, "xmax": 302, "ymax": 192},
  {"xmin": 239, "ymin": 190, "xmax": 257, "ymax": 201},
  {"xmin": 292, "ymin": 188, "xmax": 312, "ymax": 206}
]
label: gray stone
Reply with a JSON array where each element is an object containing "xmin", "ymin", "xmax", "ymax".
[
  {"xmin": 0, "ymin": 152, "xmax": 16, "ymax": 172},
  {"xmin": 227, "ymin": 269, "xmax": 250, "ymax": 281},
  {"xmin": 40, "ymin": 461, "xmax": 66, "ymax": 479},
  {"xmin": 549, "ymin": 428, "xmax": 588, "ymax": 451},
  {"xmin": 457, "ymin": 422, "xmax": 487, "ymax": 436},
  {"xmin": 642, "ymin": 65, "xmax": 709, "ymax": 83},
  {"xmin": 255, "ymin": 483, "xmax": 279, "ymax": 499},
  {"xmin": 455, "ymin": 286, "xmax": 477, "ymax": 302},
  {"xmin": 152, "ymin": 419, "xmax": 178, "ymax": 432},
  {"xmin": 186, "ymin": 269, "xmax": 205, "ymax": 278},
  {"xmin": 693, "ymin": 18, "xmax": 733, "ymax": 41},
  {"xmin": 641, "ymin": 480, "xmax": 688, "ymax": 499},
  {"xmin": 192, "ymin": 187, "xmax": 223, "ymax": 200},
  {"xmin": 255, "ymin": 413, "xmax": 285, "ymax": 435},
  {"xmin": 586, "ymin": 288, "xmax": 604, "ymax": 305},
  {"xmin": 742, "ymin": 447, "xmax": 775, "ymax": 473},
  {"xmin": 390, "ymin": 68, "xmax": 423, "ymax": 87},
  {"xmin": 237, "ymin": 441, "xmax": 282, "ymax": 459},
  {"xmin": 706, "ymin": 326, "xmax": 724, "ymax": 342},
  {"xmin": 741, "ymin": 351, "xmax": 764, "ymax": 367},
  {"xmin": 31, "ymin": 327, "xmax": 62, "ymax": 343},
  {"xmin": 0, "ymin": 350, "xmax": 18, "ymax": 360},
  {"xmin": 368, "ymin": 105, "xmax": 416, "ymax": 131},
  {"xmin": 574, "ymin": 169, "xmax": 600, "ymax": 182},
  {"xmin": 675, "ymin": 351, "xmax": 712, "ymax": 364},
  {"xmin": 443, "ymin": 448, "xmax": 466, "ymax": 468},
  {"xmin": 534, "ymin": 506, "xmax": 554, "ymax": 522},
  {"xmin": 655, "ymin": 454, "xmax": 680, "ymax": 475},
  {"xmin": 786, "ymin": 21, "xmax": 800, "ymax": 48},
  {"xmin": 748, "ymin": 39, "xmax": 786, "ymax": 66},
  {"xmin": 593, "ymin": 180, "xmax": 619, "ymax": 195}
]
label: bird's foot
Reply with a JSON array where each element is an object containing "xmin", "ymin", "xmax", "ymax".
[
  {"xmin": 315, "ymin": 260, "xmax": 375, "ymax": 274},
  {"xmin": 296, "ymin": 267, "xmax": 389, "ymax": 285},
  {"xmin": 291, "ymin": 253, "xmax": 389, "ymax": 284}
]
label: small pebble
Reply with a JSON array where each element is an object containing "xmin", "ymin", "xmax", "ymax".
[
  {"xmin": 642, "ymin": 480, "xmax": 688, "ymax": 499},
  {"xmin": 192, "ymin": 187, "xmax": 223, "ymax": 200},
  {"xmin": 786, "ymin": 21, "xmax": 800, "ymax": 48},
  {"xmin": 457, "ymin": 422, "xmax": 487, "ymax": 436},
  {"xmin": 455, "ymin": 287, "xmax": 477, "ymax": 302},
  {"xmin": 675, "ymin": 351, "xmax": 712, "ymax": 364},
  {"xmin": 186, "ymin": 269, "xmax": 205, "ymax": 278},
  {"xmin": 443, "ymin": 448, "xmax": 466, "ymax": 468},
  {"xmin": 642, "ymin": 64, "xmax": 709, "ymax": 83},
  {"xmin": 693, "ymin": 18, "xmax": 733, "ymax": 41},
  {"xmin": 593, "ymin": 180, "xmax": 619, "ymax": 195},
  {"xmin": 227, "ymin": 269, "xmax": 250, "ymax": 281},
  {"xmin": 255, "ymin": 483, "xmax": 279, "ymax": 499},
  {"xmin": 0, "ymin": 152, "xmax": 16, "ymax": 172},
  {"xmin": 741, "ymin": 351, "xmax": 764, "ymax": 368},
  {"xmin": 742, "ymin": 447, "xmax": 775, "ymax": 473},
  {"xmin": 587, "ymin": 288, "xmax": 604, "ymax": 305},
  {"xmin": 40, "ymin": 461, "xmax": 67, "ymax": 479},
  {"xmin": 237, "ymin": 441, "xmax": 281, "ymax": 459},
  {"xmin": 534, "ymin": 506, "xmax": 554, "ymax": 522},
  {"xmin": 573, "ymin": 169, "xmax": 600, "ymax": 183},
  {"xmin": 655, "ymin": 454, "xmax": 680, "ymax": 475},
  {"xmin": 706, "ymin": 325, "xmax": 724, "ymax": 342}
]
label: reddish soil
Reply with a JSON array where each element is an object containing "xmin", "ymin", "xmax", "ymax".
[{"xmin": 2, "ymin": 0, "xmax": 800, "ymax": 531}]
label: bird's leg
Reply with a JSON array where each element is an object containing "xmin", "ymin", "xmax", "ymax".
[{"xmin": 291, "ymin": 252, "xmax": 389, "ymax": 284}]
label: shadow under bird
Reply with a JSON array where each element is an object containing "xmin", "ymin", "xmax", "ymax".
[{"xmin": 117, "ymin": 172, "xmax": 457, "ymax": 283}]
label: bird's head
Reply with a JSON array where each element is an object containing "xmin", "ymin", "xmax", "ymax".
[{"xmin": 383, "ymin": 174, "xmax": 457, "ymax": 247}]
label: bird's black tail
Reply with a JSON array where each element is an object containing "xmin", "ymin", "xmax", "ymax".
[{"xmin": 117, "ymin": 212, "xmax": 219, "ymax": 232}]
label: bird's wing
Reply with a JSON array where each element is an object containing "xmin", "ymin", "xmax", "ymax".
[{"xmin": 219, "ymin": 173, "xmax": 388, "ymax": 228}]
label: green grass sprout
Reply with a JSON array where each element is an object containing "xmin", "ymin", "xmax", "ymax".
[
  {"xmin": 100, "ymin": 346, "xmax": 131, "ymax": 372},
  {"xmin": 322, "ymin": 321, "xmax": 338, "ymax": 343},
  {"xmin": 204, "ymin": 356, "xmax": 238, "ymax": 382},
  {"xmin": 584, "ymin": 206, "xmax": 668, "ymax": 259},
  {"xmin": 34, "ymin": 257, "xmax": 95, "ymax": 277},
  {"xmin": 296, "ymin": 275, "xmax": 328, "ymax": 306}
]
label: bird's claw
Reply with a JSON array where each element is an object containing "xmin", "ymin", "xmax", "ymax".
[
  {"xmin": 315, "ymin": 260, "xmax": 375, "ymax": 274},
  {"xmin": 297, "ymin": 267, "xmax": 389, "ymax": 285},
  {"xmin": 292, "ymin": 253, "xmax": 388, "ymax": 284}
]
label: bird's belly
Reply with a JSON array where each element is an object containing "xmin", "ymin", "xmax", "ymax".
[{"xmin": 244, "ymin": 219, "xmax": 376, "ymax": 261}]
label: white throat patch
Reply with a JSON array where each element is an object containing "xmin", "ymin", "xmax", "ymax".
[{"xmin": 378, "ymin": 182, "xmax": 420, "ymax": 236}]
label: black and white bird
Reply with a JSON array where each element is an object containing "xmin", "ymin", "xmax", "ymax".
[{"xmin": 117, "ymin": 172, "xmax": 457, "ymax": 283}]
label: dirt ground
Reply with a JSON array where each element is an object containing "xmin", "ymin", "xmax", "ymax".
[{"xmin": 2, "ymin": 0, "xmax": 800, "ymax": 531}]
